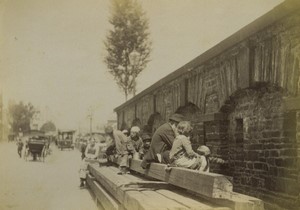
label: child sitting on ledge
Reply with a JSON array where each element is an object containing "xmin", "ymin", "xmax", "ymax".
[
  {"xmin": 168, "ymin": 121, "xmax": 202, "ymax": 170},
  {"xmin": 166, "ymin": 121, "xmax": 227, "ymax": 172}
]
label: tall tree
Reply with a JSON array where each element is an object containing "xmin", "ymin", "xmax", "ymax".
[
  {"xmin": 40, "ymin": 121, "xmax": 56, "ymax": 133},
  {"xmin": 104, "ymin": 0, "xmax": 152, "ymax": 101},
  {"xmin": 8, "ymin": 101, "xmax": 36, "ymax": 133}
]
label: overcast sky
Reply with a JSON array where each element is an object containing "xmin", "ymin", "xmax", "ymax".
[{"xmin": 0, "ymin": 0, "xmax": 283, "ymax": 131}]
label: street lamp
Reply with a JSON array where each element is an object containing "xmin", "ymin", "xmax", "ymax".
[
  {"xmin": 129, "ymin": 49, "xmax": 140, "ymax": 68},
  {"xmin": 87, "ymin": 107, "xmax": 93, "ymax": 136},
  {"xmin": 129, "ymin": 49, "xmax": 140, "ymax": 96}
]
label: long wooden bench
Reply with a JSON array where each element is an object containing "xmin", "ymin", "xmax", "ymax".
[{"xmin": 87, "ymin": 159, "xmax": 264, "ymax": 210}]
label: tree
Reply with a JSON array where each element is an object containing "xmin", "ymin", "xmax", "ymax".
[
  {"xmin": 104, "ymin": 0, "xmax": 152, "ymax": 101},
  {"xmin": 8, "ymin": 101, "xmax": 36, "ymax": 133},
  {"xmin": 40, "ymin": 121, "xmax": 56, "ymax": 133}
]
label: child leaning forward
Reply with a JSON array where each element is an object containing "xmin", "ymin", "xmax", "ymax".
[{"xmin": 168, "ymin": 121, "xmax": 203, "ymax": 170}]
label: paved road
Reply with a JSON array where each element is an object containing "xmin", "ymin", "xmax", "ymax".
[{"xmin": 0, "ymin": 141, "xmax": 98, "ymax": 210}]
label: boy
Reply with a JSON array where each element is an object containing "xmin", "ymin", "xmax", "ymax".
[{"xmin": 79, "ymin": 157, "xmax": 89, "ymax": 188}]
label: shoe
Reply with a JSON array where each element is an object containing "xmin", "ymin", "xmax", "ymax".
[
  {"xmin": 165, "ymin": 165, "xmax": 172, "ymax": 172},
  {"xmin": 117, "ymin": 171, "xmax": 125, "ymax": 175}
]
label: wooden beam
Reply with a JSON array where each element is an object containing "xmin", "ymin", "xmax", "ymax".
[
  {"xmin": 130, "ymin": 159, "xmax": 232, "ymax": 199},
  {"xmin": 88, "ymin": 164, "xmax": 234, "ymax": 210},
  {"xmin": 129, "ymin": 160, "xmax": 264, "ymax": 210},
  {"xmin": 86, "ymin": 174, "xmax": 120, "ymax": 210}
]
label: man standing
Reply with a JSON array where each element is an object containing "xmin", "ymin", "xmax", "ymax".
[{"xmin": 141, "ymin": 113, "xmax": 184, "ymax": 169}]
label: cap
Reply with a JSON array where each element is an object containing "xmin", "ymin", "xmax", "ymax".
[
  {"xmin": 130, "ymin": 126, "xmax": 140, "ymax": 133},
  {"xmin": 169, "ymin": 113, "xmax": 185, "ymax": 122},
  {"xmin": 141, "ymin": 133, "xmax": 151, "ymax": 141},
  {"xmin": 197, "ymin": 145, "xmax": 211, "ymax": 156}
]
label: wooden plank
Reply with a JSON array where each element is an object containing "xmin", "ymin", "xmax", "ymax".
[
  {"xmin": 140, "ymin": 190, "xmax": 187, "ymax": 210},
  {"xmin": 88, "ymin": 165, "xmax": 189, "ymax": 210},
  {"xmin": 130, "ymin": 159, "xmax": 233, "ymax": 199},
  {"xmin": 86, "ymin": 174, "xmax": 120, "ymax": 210},
  {"xmin": 156, "ymin": 189, "xmax": 232, "ymax": 210},
  {"xmin": 188, "ymin": 191, "xmax": 264, "ymax": 210}
]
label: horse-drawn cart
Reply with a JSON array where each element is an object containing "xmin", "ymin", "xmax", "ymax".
[
  {"xmin": 24, "ymin": 131, "xmax": 48, "ymax": 162},
  {"xmin": 57, "ymin": 130, "xmax": 75, "ymax": 150},
  {"xmin": 25, "ymin": 139, "xmax": 46, "ymax": 161}
]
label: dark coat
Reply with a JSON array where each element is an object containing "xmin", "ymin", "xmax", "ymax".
[{"xmin": 141, "ymin": 123, "xmax": 175, "ymax": 167}]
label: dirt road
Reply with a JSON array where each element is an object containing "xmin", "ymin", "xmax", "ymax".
[{"xmin": 0, "ymin": 141, "xmax": 98, "ymax": 210}]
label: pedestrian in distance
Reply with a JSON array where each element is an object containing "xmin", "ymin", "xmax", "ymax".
[
  {"xmin": 85, "ymin": 138, "xmax": 99, "ymax": 160},
  {"xmin": 16, "ymin": 138, "xmax": 24, "ymax": 158},
  {"xmin": 80, "ymin": 141, "xmax": 87, "ymax": 160}
]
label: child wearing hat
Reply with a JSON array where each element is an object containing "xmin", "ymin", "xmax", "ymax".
[
  {"xmin": 196, "ymin": 145, "xmax": 227, "ymax": 172},
  {"xmin": 128, "ymin": 126, "xmax": 144, "ymax": 160}
]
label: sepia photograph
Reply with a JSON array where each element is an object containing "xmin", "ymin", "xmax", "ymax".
[{"xmin": 0, "ymin": 0, "xmax": 299, "ymax": 209}]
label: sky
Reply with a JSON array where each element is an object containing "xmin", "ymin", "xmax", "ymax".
[{"xmin": 0, "ymin": 0, "xmax": 283, "ymax": 131}]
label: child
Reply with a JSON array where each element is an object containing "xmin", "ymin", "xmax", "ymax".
[
  {"xmin": 168, "ymin": 121, "xmax": 201, "ymax": 170},
  {"xmin": 79, "ymin": 157, "xmax": 89, "ymax": 188},
  {"xmin": 196, "ymin": 145, "xmax": 227, "ymax": 172},
  {"xmin": 141, "ymin": 133, "xmax": 151, "ymax": 159},
  {"xmin": 128, "ymin": 126, "xmax": 143, "ymax": 160}
]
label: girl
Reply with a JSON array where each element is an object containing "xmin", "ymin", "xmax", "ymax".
[{"xmin": 168, "ymin": 121, "xmax": 202, "ymax": 170}]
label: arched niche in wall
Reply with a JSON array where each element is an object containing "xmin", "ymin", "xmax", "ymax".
[
  {"xmin": 175, "ymin": 102, "xmax": 202, "ymax": 149},
  {"xmin": 218, "ymin": 82, "xmax": 297, "ymax": 184},
  {"xmin": 175, "ymin": 102, "xmax": 201, "ymax": 121},
  {"xmin": 147, "ymin": 112, "xmax": 164, "ymax": 134},
  {"xmin": 131, "ymin": 118, "xmax": 142, "ymax": 129},
  {"xmin": 120, "ymin": 122, "xmax": 129, "ymax": 131}
]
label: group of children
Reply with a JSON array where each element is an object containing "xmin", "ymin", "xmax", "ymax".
[{"xmin": 78, "ymin": 119, "xmax": 227, "ymax": 187}]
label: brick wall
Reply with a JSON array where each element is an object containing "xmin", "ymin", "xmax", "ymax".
[
  {"xmin": 227, "ymin": 86, "xmax": 299, "ymax": 210},
  {"xmin": 114, "ymin": 2, "xmax": 300, "ymax": 209}
]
